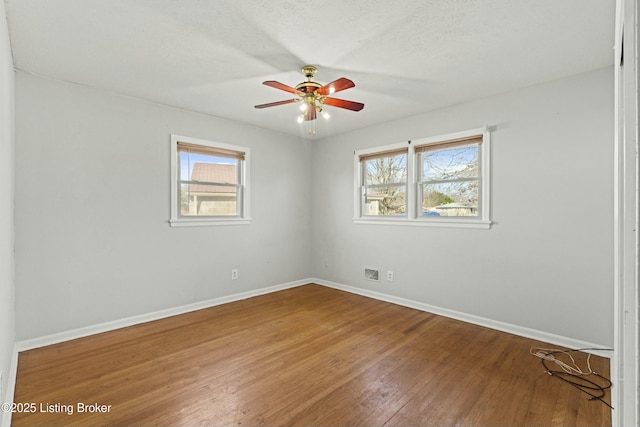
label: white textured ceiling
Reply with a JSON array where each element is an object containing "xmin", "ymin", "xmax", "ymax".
[{"xmin": 4, "ymin": 0, "xmax": 615, "ymax": 139}]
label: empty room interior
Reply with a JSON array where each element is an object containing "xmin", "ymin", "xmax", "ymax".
[{"xmin": 0, "ymin": 1, "xmax": 638, "ymax": 427}]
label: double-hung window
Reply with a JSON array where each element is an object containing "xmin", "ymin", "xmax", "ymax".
[
  {"xmin": 170, "ymin": 135, "xmax": 250, "ymax": 227},
  {"xmin": 416, "ymin": 135, "xmax": 482, "ymax": 218},
  {"xmin": 355, "ymin": 127, "xmax": 491, "ymax": 229}
]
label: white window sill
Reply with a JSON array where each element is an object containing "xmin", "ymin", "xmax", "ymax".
[
  {"xmin": 169, "ymin": 218, "xmax": 252, "ymax": 227},
  {"xmin": 353, "ymin": 218, "xmax": 492, "ymax": 229}
]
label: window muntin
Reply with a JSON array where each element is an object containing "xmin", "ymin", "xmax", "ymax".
[
  {"xmin": 170, "ymin": 135, "xmax": 250, "ymax": 227},
  {"xmin": 360, "ymin": 150, "xmax": 408, "ymax": 216},
  {"xmin": 416, "ymin": 137, "xmax": 481, "ymax": 217}
]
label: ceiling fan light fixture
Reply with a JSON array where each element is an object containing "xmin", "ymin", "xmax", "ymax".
[{"xmin": 255, "ymin": 65, "xmax": 364, "ymax": 134}]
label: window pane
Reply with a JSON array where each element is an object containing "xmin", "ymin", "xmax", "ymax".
[
  {"xmin": 421, "ymin": 182, "xmax": 478, "ymax": 217},
  {"xmin": 422, "ymin": 144, "xmax": 478, "ymax": 181},
  {"xmin": 364, "ymin": 186, "xmax": 406, "ymax": 216},
  {"xmin": 179, "ymin": 151, "xmax": 240, "ymax": 217},
  {"xmin": 364, "ymin": 153, "xmax": 407, "ymax": 185},
  {"xmin": 180, "ymin": 152, "xmax": 238, "ymax": 183},
  {"xmin": 180, "ymin": 183, "xmax": 238, "ymax": 216}
]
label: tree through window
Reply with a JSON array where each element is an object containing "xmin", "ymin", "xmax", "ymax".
[
  {"xmin": 416, "ymin": 136, "xmax": 481, "ymax": 217},
  {"xmin": 360, "ymin": 149, "xmax": 408, "ymax": 216}
]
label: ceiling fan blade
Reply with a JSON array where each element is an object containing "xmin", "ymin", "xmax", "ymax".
[
  {"xmin": 263, "ymin": 80, "xmax": 304, "ymax": 95},
  {"xmin": 254, "ymin": 99, "xmax": 299, "ymax": 109},
  {"xmin": 316, "ymin": 78, "xmax": 355, "ymax": 96},
  {"xmin": 322, "ymin": 97, "xmax": 365, "ymax": 112}
]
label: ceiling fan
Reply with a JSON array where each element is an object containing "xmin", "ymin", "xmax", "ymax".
[{"xmin": 254, "ymin": 65, "xmax": 364, "ymax": 122}]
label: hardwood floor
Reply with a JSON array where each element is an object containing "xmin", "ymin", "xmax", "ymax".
[{"xmin": 12, "ymin": 284, "xmax": 611, "ymax": 426}]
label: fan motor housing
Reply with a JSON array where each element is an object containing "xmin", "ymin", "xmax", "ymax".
[{"xmin": 295, "ymin": 81, "xmax": 321, "ymax": 93}]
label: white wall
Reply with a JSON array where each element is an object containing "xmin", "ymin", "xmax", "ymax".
[
  {"xmin": 0, "ymin": 0, "xmax": 14, "ymax": 410},
  {"xmin": 311, "ymin": 67, "xmax": 614, "ymax": 347},
  {"xmin": 14, "ymin": 72, "xmax": 312, "ymax": 340},
  {"xmin": 13, "ymin": 65, "xmax": 615, "ymax": 350}
]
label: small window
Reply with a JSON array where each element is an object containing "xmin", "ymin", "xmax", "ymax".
[
  {"xmin": 170, "ymin": 135, "xmax": 250, "ymax": 227},
  {"xmin": 360, "ymin": 148, "xmax": 408, "ymax": 216},
  {"xmin": 354, "ymin": 127, "xmax": 491, "ymax": 229}
]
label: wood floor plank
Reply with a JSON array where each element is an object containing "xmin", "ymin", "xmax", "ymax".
[{"xmin": 11, "ymin": 284, "xmax": 611, "ymax": 426}]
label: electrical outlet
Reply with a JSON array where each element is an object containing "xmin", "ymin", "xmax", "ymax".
[
  {"xmin": 387, "ymin": 271, "xmax": 394, "ymax": 281},
  {"xmin": 231, "ymin": 269, "xmax": 238, "ymax": 280}
]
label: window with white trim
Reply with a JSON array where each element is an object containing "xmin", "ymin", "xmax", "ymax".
[
  {"xmin": 170, "ymin": 135, "xmax": 250, "ymax": 227},
  {"xmin": 354, "ymin": 127, "xmax": 491, "ymax": 228}
]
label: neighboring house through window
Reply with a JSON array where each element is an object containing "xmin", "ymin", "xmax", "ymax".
[{"xmin": 170, "ymin": 135, "xmax": 250, "ymax": 227}]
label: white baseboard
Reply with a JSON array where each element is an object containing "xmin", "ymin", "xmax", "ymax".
[
  {"xmin": 16, "ymin": 279, "xmax": 308, "ymax": 352},
  {"xmin": 312, "ymin": 278, "xmax": 613, "ymax": 358},
  {"xmin": 15, "ymin": 277, "xmax": 612, "ymax": 360},
  {"xmin": 1, "ymin": 343, "xmax": 18, "ymax": 427}
]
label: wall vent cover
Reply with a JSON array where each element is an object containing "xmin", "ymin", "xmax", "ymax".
[{"xmin": 364, "ymin": 268, "xmax": 380, "ymax": 281}]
